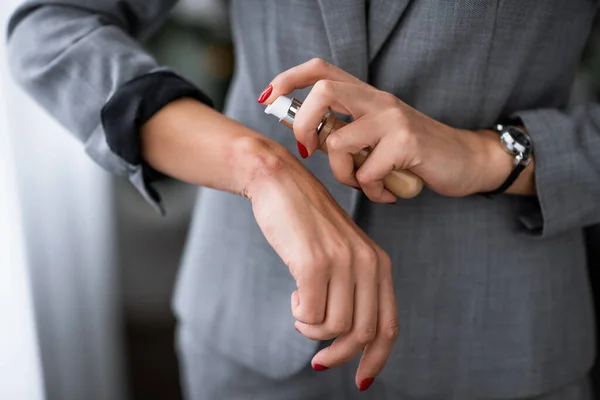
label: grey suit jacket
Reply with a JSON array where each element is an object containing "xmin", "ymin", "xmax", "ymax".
[{"xmin": 7, "ymin": 0, "xmax": 600, "ymax": 397}]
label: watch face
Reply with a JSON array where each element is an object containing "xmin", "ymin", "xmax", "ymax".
[{"xmin": 502, "ymin": 126, "xmax": 533, "ymax": 156}]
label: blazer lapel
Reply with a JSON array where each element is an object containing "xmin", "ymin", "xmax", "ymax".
[
  {"xmin": 317, "ymin": 0, "xmax": 369, "ymax": 81},
  {"xmin": 368, "ymin": 0, "xmax": 413, "ymax": 61}
]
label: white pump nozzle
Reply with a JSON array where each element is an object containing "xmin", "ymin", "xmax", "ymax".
[{"xmin": 264, "ymin": 96, "xmax": 293, "ymax": 121}]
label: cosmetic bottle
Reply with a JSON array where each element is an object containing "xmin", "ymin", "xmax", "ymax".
[{"xmin": 265, "ymin": 96, "xmax": 424, "ymax": 199}]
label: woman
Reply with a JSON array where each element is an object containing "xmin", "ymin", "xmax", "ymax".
[{"xmin": 7, "ymin": 1, "xmax": 599, "ymax": 399}]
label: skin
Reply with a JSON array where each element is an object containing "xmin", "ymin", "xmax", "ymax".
[
  {"xmin": 140, "ymin": 58, "xmax": 536, "ymax": 390},
  {"xmin": 140, "ymin": 99, "xmax": 398, "ymax": 389},
  {"xmin": 265, "ymin": 58, "xmax": 536, "ymax": 202}
]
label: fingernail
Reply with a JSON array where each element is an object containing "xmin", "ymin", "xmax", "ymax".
[
  {"xmin": 295, "ymin": 327, "xmax": 301, "ymax": 333},
  {"xmin": 352, "ymin": 186, "xmax": 363, "ymax": 192},
  {"xmin": 313, "ymin": 364, "xmax": 329, "ymax": 371},
  {"xmin": 359, "ymin": 377, "xmax": 375, "ymax": 391},
  {"xmin": 297, "ymin": 141, "xmax": 309, "ymax": 159},
  {"xmin": 257, "ymin": 85, "xmax": 273, "ymax": 104},
  {"xmin": 390, "ymin": 201, "xmax": 397, "ymax": 205}
]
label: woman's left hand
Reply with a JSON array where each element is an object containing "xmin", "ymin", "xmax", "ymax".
[{"xmin": 261, "ymin": 58, "xmax": 534, "ymax": 202}]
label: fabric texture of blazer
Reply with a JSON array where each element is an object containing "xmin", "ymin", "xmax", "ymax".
[{"xmin": 7, "ymin": 0, "xmax": 600, "ymax": 397}]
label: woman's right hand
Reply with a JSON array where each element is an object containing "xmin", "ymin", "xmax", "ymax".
[
  {"xmin": 141, "ymin": 98, "xmax": 399, "ymax": 390},
  {"xmin": 245, "ymin": 142, "xmax": 399, "ymax": 391}
]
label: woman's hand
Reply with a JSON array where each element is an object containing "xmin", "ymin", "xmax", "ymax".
[
  {"xmin": 262, "ymin": 58, "xmax": 536, "ymax": 202},
  {"xmin": 246, "ymin": 147, "xmax": 398, "ymax": 391},
  {"xmin": 141, "ymin": 98, "xmax": 399, "ymax": 390}
]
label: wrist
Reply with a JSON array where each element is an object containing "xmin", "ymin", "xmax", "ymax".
[
  {"xmin": 232, "ymin": 136, "xmax": 294, "ymax": 200},
  {"xmin": 472, "ymin": 129, "xmax": 515, "ymax": 193},
  {"xmin": 141, "ymin": 98, "xmax": 295, "ymax": 197},
  {"xmin": 471, "ymin": 128, "xmax": 536, "ymax": 196}
]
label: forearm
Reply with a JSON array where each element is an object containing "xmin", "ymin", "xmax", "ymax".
[
  {"xmin": 141, "ymin": 97, "xmax": 537, "ymax": 202},
  {"xmin": 140, "ymin": 98, "xmax": 291, "ymax": 196}
]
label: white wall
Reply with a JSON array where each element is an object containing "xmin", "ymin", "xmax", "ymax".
[
  {"xmin": 0, "ymin": 2, "xmax": 44, "ymax": 398},
  {"xmin": 0, "ymin": 1, "xmax": 127, "ymax": 399}
]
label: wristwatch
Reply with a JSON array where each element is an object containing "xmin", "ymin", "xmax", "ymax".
[{"xmin": 483, "ymin": 123, "xmax": 533, "ymax": 196}]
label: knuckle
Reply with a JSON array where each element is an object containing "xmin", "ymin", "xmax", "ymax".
[
  {"xmin": 355, "ymin": 168, "xmax": 374, "ymax": 185},
  {"xmin": 393, "ymin": 132, "xmax": 417, "ymax": 159},
  {"xmin": 356, "ymin": 247, "xmax": 379, "ymax": 280},
  {"xmin": 358, "ymin": 245, "xmax": 378, "ymax": 267},
  {"xmin": 333, "ymin": 171, "xmax": 356, "ymax": 187},
  {"xmin": 293, "ymin": 305, "xmax": 325, "ymax": 324},
  {"xmin": 313, "ymin": 79, "xmax": 335, "ymax": 96},
  {"xmin": 355, "ymin": 327, "xmax": 377, "ymax": 345},
  {"xmin": 395, "ymin": 124, "xmax": 414, "ymax": 145},
  {"xmin": 381, "ymin": 319, "xmax": 400, "ymax": 341},
  {"xmin": 329, "ymin": 238, "xmax": 353, "ymax": 267},
  {"xmin": 379, "ymin": 91, "xmax": 399, "ymax": 107},
  {"xmin": 386, "ymin": 106, "xmax": 407, "ymax": 127},
  {"xmin": 308, "ymin": 250, "xmax": 329, "ymax": 269},
  {"xmin": 309, "ymin": 57, "xmax": 329, "ymax": 70},
  {"xmin": 328, "ymin": 319, "xmax": 352, "ymax": 336},
  {"xmin": 303, "ymin": 310, "xmax": 325, "ymax": 324},
  {"xmin": 326, "ymin": 133, "xmax": 343, "ymax": 152},
  {"xmin": 330, "ymin": 165, "xmax": 356, "ymax": 187},
  {"xmin": 296, "ymin": 252, "xmax": 330, "ymax": 277},
  {"xmin": 291, "ymin": 306, "xmax": 303, "ymax": 320}
]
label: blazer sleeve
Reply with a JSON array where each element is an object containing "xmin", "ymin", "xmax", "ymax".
[
  {"xmin": 512, "ymin": 104, "xmax": 600, "ymax": 238},
  {"xmin": 6, "ymin": 0, "xmax": 213, "ymax": 214}
]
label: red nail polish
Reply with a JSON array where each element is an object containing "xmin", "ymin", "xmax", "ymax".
[
  {"xmin": 390, "ymin": 201, "xmax": 397, "ymax": 205},
  {"xmin": 313, "ymin": 364, "xmax": 329, "ymax": 371},
  {"xmin": 297, "ymin": 141, "xmax": 309, "ymax": 159},
  {"xmin": 295, "ymin": 327, "xmax": 301, "ymax": 333},
  {"xmin": 257, "ymin": 85, "xmax": 273, "ymax": 103},
  {"xmin": 359, "ymin": 377, "xmax": 375, "ymax": 391}
]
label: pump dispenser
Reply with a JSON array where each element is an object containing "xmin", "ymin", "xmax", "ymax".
[{"xmin": 265, "ymin": 96, "xmax": 424, "ymax": 199}]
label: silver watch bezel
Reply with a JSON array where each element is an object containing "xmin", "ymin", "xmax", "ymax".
[{"xmin": 495, "ymin": 124, "xmax": 533, "ymax": 167}]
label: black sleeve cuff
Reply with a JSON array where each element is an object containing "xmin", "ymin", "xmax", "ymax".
[{"xmin": 101, "ymin": 70, "xmax": 213, "ymax": 203}]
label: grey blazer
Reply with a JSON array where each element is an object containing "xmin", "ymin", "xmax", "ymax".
[{"xmin": 7, "ymin": 0, "xmax": 600, "ymax": 397}]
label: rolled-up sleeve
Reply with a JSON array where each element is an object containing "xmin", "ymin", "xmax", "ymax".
[
  {"xmin": 6, "ymin": 0, "xmax": 213, "ymax": 213},
  {"xmin": 512, "ymin": 104, "xmax": 600, "ymax": 237}
]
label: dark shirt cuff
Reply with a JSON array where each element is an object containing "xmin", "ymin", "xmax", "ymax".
[{"xmin": 101, "ymin": 70, "xmax": 213, "ymax": 203}]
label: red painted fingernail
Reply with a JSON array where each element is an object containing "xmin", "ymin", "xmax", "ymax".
[
  {"xmin": 352, "ymin": 186, "xmax": 363, "ymax": 192},
  {"xmin": 297, "ymin": 141, "xmax": 309, "ymax": 159},
  {"xmin": 257, "ymin": 85, "xmax": 273, "ymax": 103},
  {"xmin": 359, "ymin": 377, "xmax": 375, "ymax": 391},
  {"xmin": 390, "ymin": 201, "xmax": 397, "ymax": 205},
  {"xmin": 295, "ymin": 327, "xmax": 301, "ymax": 333},
  {"xmin": 313, "ymin": 364, "xmax": 329, "ymax": 371}
]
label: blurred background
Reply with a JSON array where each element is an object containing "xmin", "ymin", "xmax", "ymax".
[{"xmin": 0, "ymin": 1, "xmax": 599, "ymax": 399}]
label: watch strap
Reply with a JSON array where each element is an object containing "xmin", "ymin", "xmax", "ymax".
[{"xmin": 482, "ymin": 162, "xmax": 526, "ymax": 196}]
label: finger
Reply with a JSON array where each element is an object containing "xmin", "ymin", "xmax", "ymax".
[
  {"xmin": 347, "ymin": 247, "xmax": 379, "ymax": 348},
  {"xmin": 355, "ymin": 138, "xmax": 399, "ymax": 203},
  {"xmin": 355, "ymin": 260, "xmax": 399, "ymax": 390},
  {"xmin": 266, "ymin": 58, "xmax": 366, "ymax": 104},
  {"xmin": 325, "ymin": 116, "xmax": 383, "ymax": 187},
  {"xmin": 326, "ymin": 115, "xmax": 384, "ymax": 154},
  {"xmin": 296, "ymin": 259, "xmax": 354, "ymax": 340},
  {"xmin": 307, "ymin": 247, "xmax": 379, "ymax": 367},
  {"xmin": 291, "ymin": 290, "xmax": 300, "ymax": 314},
  {"xmin": 292, "ymin": 80, "xmax": 376, "ymax": 154},
  {"xmin": 328, "ymin": 149, "xmax": 358, "ymax": 188},
  {"xmin": 293, "ymin": 261, "xmax": 330, "ymax": 325}
]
